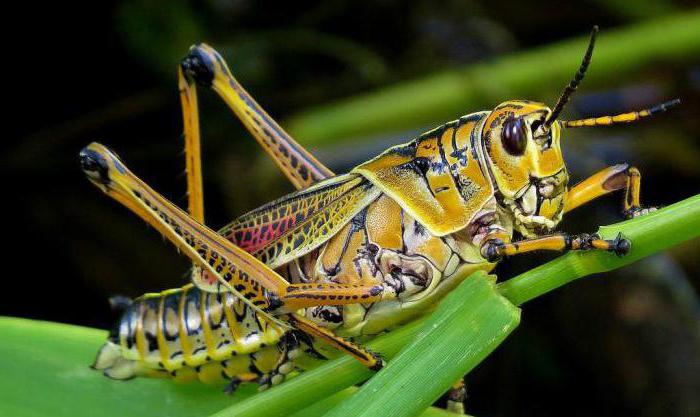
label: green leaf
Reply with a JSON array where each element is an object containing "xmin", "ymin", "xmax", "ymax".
[
  {"xmin": 1, "ymin": 192, "xmax": 696, "ymax": 417},
  {"xmin": 213, "ymin": 272, "xmax": 515, "ymax": 417},
  {"xmin": 323, "ymin": 272, "xmax": 519, "ymax": 417},
  {"xmin": 0, "ymin": 317, "xmax": 456, "ymax": 417},
  {"xmin": 0, "ymin": 317, "xmax": 258, "ymax": 417}
]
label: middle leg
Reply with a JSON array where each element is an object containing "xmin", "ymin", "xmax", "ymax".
[{"xmin": 481, "ymin": 230, "xmax": 630, "ymax": 262}]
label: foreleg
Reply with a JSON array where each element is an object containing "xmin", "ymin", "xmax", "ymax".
[{"xmin": 564, "ymin": 164, "xmax": 656, "ymax": 218}]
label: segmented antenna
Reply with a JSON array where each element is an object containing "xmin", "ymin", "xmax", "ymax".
[
  {"xmin": 561, "ymin": 99, "xmax": 681, "ymax": 128},
  {"xmin": 544, "ymin": 26, "xmax": 599, "ymax": 129}
]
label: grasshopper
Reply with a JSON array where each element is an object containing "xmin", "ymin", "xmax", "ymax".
[{"xmin": 83, "ymin": 27, "xmax": 677, "ymax": 403}]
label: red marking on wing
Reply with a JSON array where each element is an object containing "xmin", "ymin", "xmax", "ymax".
[
  {"xmin": 198, "ymin": 213, "xmax": 299, "ymax": 287},
  {"xmin": 227, "ymin": 215, "xmax": 298, "ymax": 254}
]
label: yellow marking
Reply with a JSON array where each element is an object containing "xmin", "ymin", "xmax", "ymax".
[
  {"xmin": 253, "ymin": 346, "xmax": 283, "ymax": 374},
  {"xmin": 591, "ymin": 239, "xmax": 612, "ymax": 250},
  {"xmin": 172, "ymin": 367, "xmax": 197, "ymax": 383},
  {"xmin": 420, "ymin": 131, "xmax": 466, "ymax": 219},
  {"xmin": 320, "ymin": 222, "xmax": 352, "ymax": 274},
  {"xmin": 139, "ymin": 292, "xmax": 163, "ymax": 300},
  {"xmin": 163, "ymin": 285, "xmax": 191, "ymax": 295},
  {"xmin": 539, "ymin": 194, "xmax": 564, "ymax": 219},
  {"xmin": 177, "ymin": 286, "xmax": 194, "ymax": 366},
  {"xmin": 224, "ymin": 356, "xmax": 255, "ymax": 378},
  {"xmin": 134, "ymin": 301, "xmax": 147, "ymax": 361},
  {"xmin": 156, "ymin": 296, "xmax": 171, "ymax": 370},
  {"xmin": 562, "ymin": 106, "xmax": 661, "ymax": 128},
  {"xmin": 222, "ymin": 294, "xmax": 243, "ymax": 346},
  {"xmin": 625, "ymin": 167, "xmax": 641, "ymax": 211},
  {"xmin": 199, "ymin": 292, "xmax": 217, "ymax": 360},
  {"xmin": 353, "ymin": 114, "xmax": 493, "ymax": 236},
  {"xmin": 197, "ymin": 362, "xmax": 227, "ymax": 384},
  {"xmin": 333, "ymin": 225, "xmax": 368, "ymax": 285},
  {"xmin": 405, "ymin": 221, "xmax": 453, "ymax": 271},
  {"xmin": 564, "ymin": 165, "xmax": 631, "ymax": 213},
  {"xmin": 144, "ymin": 369, "xmax": 170, "ymax": 378}
]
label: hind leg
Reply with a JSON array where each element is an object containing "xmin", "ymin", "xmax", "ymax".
[
  {"xmin": 446, "ymin": 378, "xmax": 467, "ymax": 415},
  {"xmin": 181, "ymin": 44, "xmax": 333, "ymax": 191}
]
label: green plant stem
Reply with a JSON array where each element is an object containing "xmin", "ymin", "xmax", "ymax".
[
  {"xmin": 215, "ymin": 195, "xmax": 700, "ymax": 417},
  {"xmin": 285, "ymin": 11, "xmax": 700, "ymax": 144},
  {"xmin": 499, "ymin": 194, "xmax": 700, "ymax": 305},
  {"xmin": 212, "ymin": 272, "xmax": 514, "ymax": 417},
  {"xmin": 289, "ymin": 387, "xmax": 463, "ymax": 417},
  {"xmin": 2, "ymin": 196, "xmax": 696, "ymax": 417},
  {"xmin": 0, "ymin": 317, "xmax": 261, "ymax": 417},
  {"xmin": 210, "ymin": 318, "xmax": 424, "ymax": 417},
  {"xmin": 323, "ymin": 272, "xmax": 519, "ymax": 417}
]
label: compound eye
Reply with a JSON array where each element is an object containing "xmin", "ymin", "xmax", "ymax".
[{"xmin": 501, "ymin": 117, "xmax": 528, "ymax": 156}]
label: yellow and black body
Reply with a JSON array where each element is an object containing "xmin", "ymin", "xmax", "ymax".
[{"xmin": 83, "ymin": 27, "xmax": 677, "ymax": 395}]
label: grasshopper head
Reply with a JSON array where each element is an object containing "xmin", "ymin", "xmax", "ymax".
[
  {"xmin": 479, "ymin": 26, "xmax": 679, "ymax": 237},
  {"xmin": 482, "ymin": 101, "xmax": 568, "ymax": 236},
  {"xmin": 482, "ymin": 26, "xmax": 592, "ymax": 237}
]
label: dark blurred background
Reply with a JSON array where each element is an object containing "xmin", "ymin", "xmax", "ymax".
[{"xmin": 4, "ymin": 1, "xmax": 700, "ymax": 416}]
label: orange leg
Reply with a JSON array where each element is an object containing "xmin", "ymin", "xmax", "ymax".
[
  {"xmin": 286, "ymin": 314, "xmax": 383, "ymax": 370},
  {"xmin": 564, "ymin": 164, "xmax": 654, "ymax": 218},
  {"xmin": 279, "ymin": 282, "xmax": 393, "ymax": 312},
  {"xmin": 481, "ymin": 232, "xmax": 630, "ymax": 263}
]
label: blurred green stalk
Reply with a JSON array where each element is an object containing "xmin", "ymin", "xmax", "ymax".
[{"xmin": 286, "ymin": 11, "xmax": 700, "ymax": 144}]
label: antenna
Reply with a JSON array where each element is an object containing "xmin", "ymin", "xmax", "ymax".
[
  {"xmin": 561, "ymin": 99, "xmax": 681, "ymax": 128},
  {"xmin": 544, "ymin": 26, "xmax": 599, "ymax": 129}
]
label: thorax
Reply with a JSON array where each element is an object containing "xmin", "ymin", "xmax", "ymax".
[{"xmin": 279, "ymin": 193, "xmax": 502, "ymax": 338}]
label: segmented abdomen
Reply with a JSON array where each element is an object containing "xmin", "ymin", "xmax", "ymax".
[{"xmin": 114, "ymin": 284, "xmax": 286, "ymax": 375}]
